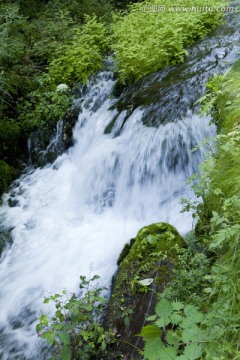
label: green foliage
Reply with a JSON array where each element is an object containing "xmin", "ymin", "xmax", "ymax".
[
  {"xmin": 0, "ymin": 3, "xmax": 28, "ymax": 105},
  {"xmin": 49, "ymin": 16, "xmax": 109, "ymax": 85},
  {"xmin": 17, "ymin": 83, "xmax": 74, "ymax": 131},
  {"xmin": 140, "ymin": 60, "xmax": 240, "ymax": 359},
  {"xmin": 0, "ymin": 0, "xmax": 114, "ymax": 182},
  {"xmin": 37, "ymin": 275, "xmax": 113, "ymax": 360},
  {"xmin": 139, "ymin": 298, "xmax": 206, "ymax": 359},
  {"xmin": 0, "ymin": 118, "xmax": 21, "ymax": 161},
  {"xmin": 111, "ymin": 0, "xmax": 226, "ymax": 81},
  {"xmin": 43, "ymin": 0, "xmax": 114, "ymax": 23},
  {"xmin": 197, "ymin": 73, "xmax": 224, "ymax": 119},
  {"xmin": 174, "ymin": 60, "xmax": 240, "ymax": 358},
  {"xmin": 0, "ymin": 3, "xmax": 26, "ymax": 67},
  {"xmin": 163, "ymin": 247, "xmax": 210, "ymax": 305},
  {"xmin": 27, "ymin": 10, "xmax": 77, "ymax": 64}
]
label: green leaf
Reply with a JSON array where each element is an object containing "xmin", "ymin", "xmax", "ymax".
[
  {"xmin": 154, "ymin": 299, "xmax": 173, "ymax": 327},
  {"xmin": 43, "ymin": 297, "xmax": 50, "ymax": 304},
  {"xmin": 40, "ymin": 330, "xmax": 55, "ymax": 345},
  {"xmin": 58, "ymin": 332, "xmax": 70, "ymax": 345},
  {"xmin": 144, "ymin": 337, "xmax": 165, "ymax": 360},
  {"xmin": 155, "ymin": 299, "xmax": 173, "ymax": 318},
  {"xmin": 138, "ymin": 325, "xmax": 161, "ymax": 340},
  {"xmin": 172, "ymin": 301, "xmax": 184, "ymax": 311},
  {"xmin": 159, "ymin": 346, "xmax": 178, "ymax": 359},
  {"xmin": 166, "ymin": 332, "xmax": 181, "ymax": 347},
  {"xmin": 39, "ymin": 314, "xmax": 49, "ymax": 327},
  {"xmin": 36, "ymin": 323, "xmax": 42, "ymax": 333},
  {"xmin": 146, "ymin": 315, "xmax": 157, "ymax": 322},
  {"xmin": 183, "ymin": 305, "xmax": 203, "ymax": 323},
  {"xmin": 182, "ymin": 325, "xmax": 205, "ymax": 343},
  {"xmin": 170, "ymin": 313, "xmax": 183, "ymax": 325},
  {"xmin": 61, "ymin": 345, "xmax": 71, "ymax": 360},
  {"xmin": 183, "ymin": 343, "xmax": 203, "ymax": 359},
  {"xmin": 155, "ymin": 317, "xmax": 171, "ymax": 328}
]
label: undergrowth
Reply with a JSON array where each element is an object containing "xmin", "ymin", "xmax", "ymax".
[
  {"xmin": 139, "ymin": 60, "xmax": 240, "ymax": 359},
  {"xmin": 111, "ymin": 0, "xmax": 226, "ymax": 81}
]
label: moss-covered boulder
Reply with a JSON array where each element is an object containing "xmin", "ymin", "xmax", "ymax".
[{"xmin": 107, "ymin": 222, "xmax": 184, "ymax": 358}]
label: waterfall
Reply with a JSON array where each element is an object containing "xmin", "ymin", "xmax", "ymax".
[{"xmin": 0, "ymin": 12, "xmax": 239, "ymax": 360}]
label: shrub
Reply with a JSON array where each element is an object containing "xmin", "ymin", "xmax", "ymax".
[
  {"xmin": 49, "ymin": 16, "xmax": 109, "ymax": 85},
  {"xmin": 17, "ymin": 80, "xmax": 74, "ymax": 131},
  {"xmin": 111, "ymin": 0, "xmax": 226, "ymax": 81},
  {"xmin": 37, "ymin": 275, "xmax": 113, "ymax": 360}
]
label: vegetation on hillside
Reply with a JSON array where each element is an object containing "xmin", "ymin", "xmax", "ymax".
[
  {"xmin": 139, "ymin": 61, "xmax": 240, "ymax": 359},
  {"xmin": 111, "ymin": 0, "xmax": 225, "ymax": 81}
]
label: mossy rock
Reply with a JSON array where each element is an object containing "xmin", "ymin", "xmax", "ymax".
[{"xmin": 107, "ymin": 222, "xmax": 184, "ymax": 358}]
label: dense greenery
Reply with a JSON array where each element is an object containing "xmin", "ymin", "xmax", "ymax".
[
  {"xmin": 111, "ymin": 0, "xmax": 226, "ymax": 81},
  {"xmin": 49, "ymin": 16, "xmax": 109, "ymax": 85},
  {"xmin": 139, "ymin": 61, "xmax": 240, "ymax": 359}
]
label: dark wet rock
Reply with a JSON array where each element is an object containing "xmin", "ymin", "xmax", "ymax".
[
  {"xmin": 106, "ymin": 222, "xmax": 184, "ymax": 359},
  {"xmin": 7, "ymin": 198, "xmax": 19, "ymax": 208},
  {"xmin": 112, "ymin": 79, "xmax": 128, "ymax": 98},
  {"xmin": 0, "ymin": 228, "xmax": 13, "ymax": 256},
  {"xmin": 28, "ymin": 104, "xmax": 80, "ymax": 167}
]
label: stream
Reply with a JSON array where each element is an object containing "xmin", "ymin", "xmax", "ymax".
[{"xmin": 0, "ymin": 11, "xmax": 239, "ymax": 360}]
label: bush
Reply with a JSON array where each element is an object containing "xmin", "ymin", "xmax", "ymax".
[
  {"xmin": 49, "ymin": 16, "xmax": 110, "ymax": 85},
  {"xmin": 37, "ymin": 275, "xmax": 113, "ymax": 360},
  {"xmin": 17, "ymin": 82, "xmax": 74, "ymax": 131},
  {"xmin": 111, "ymin": 0, "xmax": 226, "ymax": 81}
]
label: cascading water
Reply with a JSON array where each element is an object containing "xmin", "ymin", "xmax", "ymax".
[{"xmin": 0, "ymin": 11, "xmax": 239, "ymax": 360}]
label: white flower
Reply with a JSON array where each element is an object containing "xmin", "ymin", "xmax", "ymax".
[{"xmin": 56, "ymin": 84, "xmax": 69, "ymax": 93}]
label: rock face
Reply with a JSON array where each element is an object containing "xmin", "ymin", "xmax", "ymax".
[
  {"xmin": 28, "ymin": 105, "xmax": 80, "ymax": 167},
  {"xmin": 107, "ymin": 222, "xmax": 184, "ymax": 359}
]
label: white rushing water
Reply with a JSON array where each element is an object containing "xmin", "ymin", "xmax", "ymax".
[{"xmin": 0, "ymin": 71, "xmax": 215, "ymax": 359}]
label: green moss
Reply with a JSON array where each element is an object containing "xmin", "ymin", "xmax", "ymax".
[{"xmin": 108, "ymin": 222, "xmax": 184, "ymax": 329}]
